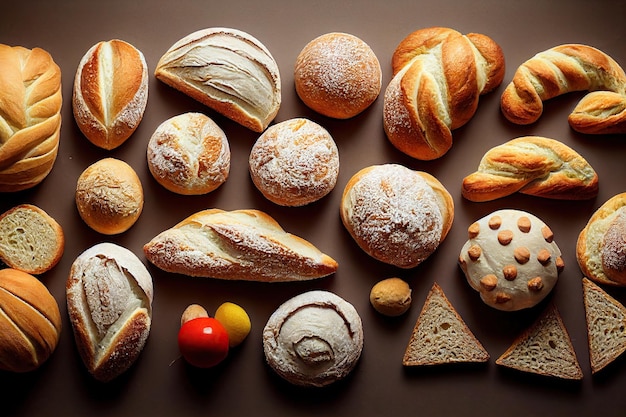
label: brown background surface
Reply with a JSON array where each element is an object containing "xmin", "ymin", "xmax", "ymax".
[{"xmin": 2, "ymin": 0, "xmax": 626, "ymax": 416}]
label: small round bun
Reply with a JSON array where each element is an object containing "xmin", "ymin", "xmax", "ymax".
[
  {"xmin": 249, "ymin": 118, "xmax": 339, "ymax": 206},
  {"xmin": 340, "ymin": 164, "xmax": 454, "ymax": 268},
  {"xmin": 147, "ymin": 113, "xmax": 230, "ymax": 195},
  {"xmin": 459, "ymin": 209, "xmax": 564, "ymax": 311},
  {"xmin": 370, "ymin": 277, "xmax": 412, "ymax": 316},
  {"xmin": 76, "ymin": 158, "xmax": 143, "ymax": 235},
  {"xmin": 294, "ymin": 32, "xmax": 382, "ymax": 119}
]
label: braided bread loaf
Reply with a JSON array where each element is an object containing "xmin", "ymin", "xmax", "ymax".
[
  {"xmin": 462, "ymin": 136, "xmax": 599, "ymax": 202},
  {"xmin": 0, "ymin": 45, "xmax": 62, "ymax": 192},
  {"xmin": 383, "ymin": 27, "xmax": 505, "ymax": 160},
  {"xmin": 501, "ymin": 44, "xmax": 626, "ymax": 134}
]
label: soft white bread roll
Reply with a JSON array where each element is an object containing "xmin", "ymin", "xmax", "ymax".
[
  {"xmin": 577, "ymin": 193, "xmax": 626, "ymax": 286},
  {"xmin": 294, "ymin": 32, "xmax": 382, "ymax": 119},
  {"xmin": 155, "ymin": 28, "xmax": 281, "ymax": 132},
  {"xmin": 0, "ymin": 204, "xmax": 64, "ymax": 274},
  {"xmin": 66, "ymin": 242, "xmax": 153, "ymax": 382},
  {"xmin": 72, "ymin": 39, "xmax": 148, "ymax": 150},
  {"xmin": 0, "ymin": 44, "xmax": 62, "ymax": 192},
  {"xmin": 459, "ymin": 209, "xmax": 564, "ymax": 311},
  {"xmin": 340, "ymin": 164, "xmax": 454, "ymax": 268},
  {"xmin": 248, "ymin": 118, "xmax": 339, "ymax": 206},
  {"xmin": 75, "ymin": 158, "xmax": 144, "ymax": 235},
  {"xmin": 143, "ymin": 208, "xmax": 338, "ymax": 282},
  {"xmin": 263, "ymin": 290, "xmax": 363, "ymax": 387},
  {"xmin": 147, "ymin": 112, "xmax": 230, "ymax": 195},
  {"xmin": 0, "ymin": 268, "xmax": 62, "ymax": 372}
]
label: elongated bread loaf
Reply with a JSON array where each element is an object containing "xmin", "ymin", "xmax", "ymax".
[
  {"xmin": 0, "ymin": 44, "xmax": 62, "ymax": 192},
  {"xmin": 143, "ymin": 209, "xmax": 338, "ymax": 282}
]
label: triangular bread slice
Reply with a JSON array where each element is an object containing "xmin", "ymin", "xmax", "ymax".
[
  {"xmin": 582, "ymin": 277, "xmax": 626, "ymax": 374},
  {"xmin": 402, "ymin": 282, "xmax": 490, "ymax": 366},
  {"xmin": 496, "ymin": 303, "xmax": 583, "ymax": 380}
]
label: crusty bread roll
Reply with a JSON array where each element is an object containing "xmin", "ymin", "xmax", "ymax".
[
  {"xmin": 147, "ymin": 112, "xmax": 230, "ymax": 195},
  {"xmin": 294, "ymin": 32, "xmax": 381, "ymax": 119},
  {"xmin": 66, "ymin": 242, "xmax": 153, "ymax": 382},
  {"xmin": 263, "ymin": 290, "xmax": 363, "ymax": 387},
  {"xmin": 155, "ymin": 28, "xmax": 281, "ymax": 132},
  {"xmin": 0, "ymin": 204, "xmax": 64, "ymax": 274},
  {"xmin": 72, "ymin": 39, "xmax": 148, "ymax": 150},
  {"xmin": 459, "ymin": 209, "xmax": 564, "ymax": 311},
  {"xmin": 75, "ymin": 158, "xmax": 144, "ymax": 235},
  {"xmin": 0, "ymin": 44, "xmax": 62, "ymax": 192},
  {"xmin": 501, "ymin": 44, "xmax": 626, "ymax": 134},
  {"xmin": 340, "ymin": 164, "xmax": 454, "ymax": 268},
  {"xmin": 577, "ymin": 193, "xmax": 626, "ymax": 286},
  {"xmin": 248, "ymin": 118, "xmax": 339, "ymax": 206},
  {"xmin": 0, "ymin": 268, "xmax": 62, "ymax": 372},
  {"xmin": 462, "ymin": 136, "xmax": 599, "ymax": 202},
  {"xmin": 369, "ymin": 277, "xmax": 412, "ymax": 317},
  {"xmin": 383, "ymin": 27, "xmax": 505, "ymax": 160},
  {"xmin": 143, "ymin": 208, "xmax": 338, "ymax": 282}
]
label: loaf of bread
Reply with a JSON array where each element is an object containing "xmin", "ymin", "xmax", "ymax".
[
  {"xmin": 155, "ymin": 28, "xmax": 281, "ymax": 132},
  {"xmin": 248, "ymin": 118, "xmax": 339, "ymax": 206},
  {"xmin": 147, "ymin": 112, "xmax": 230, "ymax": 195},
  {"xmin": 501, "ymin": 44, "xmax": 626, "ymax": 134},
  {"xmin": 294, "ymin": 32, "xmax": 381, "ymax": 119},
  {"xmin": 340, "ymin": 164, "xmax": 454, "ymax": 268},
  {"xmin": 0, "ymin": 268, "xmax": 62, "ymax": 372},
  {"xmin": 263, "ymin": 290, "xmax": 363, "ymax": 387},
  {"xmin": 0, "ymin": 204, "xmax": 64, "ymax": 274},
  {"xmin": 143, "ymin": 209, "xmax": 338, "ymax": 282},
  {"xmin": 577, "ymin": 193, "xmax": 626, "ymax": 286},
  {"xmin": 462, "ymin": 136, "xmax": 599, "ymax": 202},
  {"xmin": 66, "ymin": 242, "xmax": 153, "ymax": 382},
  {"xmin": 383, "ymin": 27, "xmax": 505, "ymax": 160},
  {"xmin": 72, "ymin": 39, "xmax": 148, "ymax": 150},
  {"xmin": 0, "ymin": 44, "xmax": 62, "ymax": 192}
]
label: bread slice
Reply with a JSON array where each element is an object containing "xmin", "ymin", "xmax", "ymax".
[
  {"xmin": 402, "ymin": 282, "xmax": 489, "ymax": 366},
  {"xmin": 582, "ymin": 277, "xmax": 626, "ymax": 374},
  {"xmin": 496, "ymin": 303, "xmax": 583, "ymax": 380},
  {"xmin": 0, "ymin": 204, "xmax": 64, "ymax": 274}
]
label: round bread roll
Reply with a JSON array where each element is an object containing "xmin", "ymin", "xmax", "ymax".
[
  {"xmin": 76, "ymin": 158, "xmax": 143, "ymax": 235},
  {"xmin": 263, "ymin": 290, "xmax": 363, "ymax": 387},
  {"xmin": 0, "ymin": 268, "xmax": 62, "ymax": 372},
  {"xmin": 459, "ymin": 209, "xmax": 564, "ymax": 311},
  {"xmin": 340, "ymin": 164, "xmax": 454, "ymax": 268},
  {"xmin": 370, "ymin": 277, "xmax": 412, "ymax": 316},
  {"xmin": 249, "ymin": 118, "xmax": 339, "ymax": 206},
  {"xmin": 577, "ymin": 192, "xmax": 626, "ymax": 286},
  {"xmin": 147, "ymin": 112, "xmax": 230, "ymax": 195},
  {"xmin": 294, "ymin": 32, "xmax": 382, "ymax": 119}
]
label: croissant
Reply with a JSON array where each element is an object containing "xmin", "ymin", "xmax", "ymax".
[
  {"xmin": 501, "ymin": 44, "xmax": 626, "ymax": 134},
  {"xmin": 383, "ymin": 27, "xmax": 505, "ymax": 160},
  {"xmin": 461, "ymin": 136, "xmax": 599, "ymax": 202}
]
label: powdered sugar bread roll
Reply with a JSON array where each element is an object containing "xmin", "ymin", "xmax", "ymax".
[
  {"xmin": 294, "ymin": 32, "xmax": 382, "ymax": 119},
  {"xmin": 147, "ymin": 113, "xmax": 230, "ymax": 195},
  {"xmin": 340, "ymin": 164, "xmax": 454, "ymax": 268},
  {"xmin": 249, "ymin": 118, "xmax": 339, "ymax": 206}
]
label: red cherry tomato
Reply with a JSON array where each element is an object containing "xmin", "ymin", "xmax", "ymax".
[{"xmin": 178, "ymin": 317, "xmax": 229, "ymax": 368}]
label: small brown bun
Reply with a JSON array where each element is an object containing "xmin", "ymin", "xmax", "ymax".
[
  {"xmin": 249, "ymin": 118, "xmax": 339, "ymax": 206},
  {"xmin": 370, "ymin": 277, "xmax": 412, "ymax": 316},
  {"xmin": 294, "ymin": 32, "xmax": 381, "ymax": 119},
  {"xmin": 147, "ymin": 113, "xmax": 230, "ymax": 195},
  {"xmin": 76, "ymin": 158, "xmax": 143, "ymax": 235}
]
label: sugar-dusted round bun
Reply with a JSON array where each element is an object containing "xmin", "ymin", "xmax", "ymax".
[
  {"xmin": 76, "ymin": 158, "xmax": 143, "ymax": 235},
  {"xmin": 340, "ymin": 164, "xmax": 454, "ymax": 268},
  {"xmin": 459, "ymin": 209, "xmax": 564, "ymax": 311},
  {"xmin": 294, "ymin": 32, "xmax": 382, "ymax": 119},
  {"xmin": 249, "ymin": 118, "xmax": 339, "ymax": 206},
  {"xmin": 147, "ymin": 112, "xmax": 230, "ymax": 195}
]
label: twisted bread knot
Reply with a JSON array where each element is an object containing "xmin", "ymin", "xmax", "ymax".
[
  {"xmin": 0, "ymin": 45, "xmax": 62, "ymax": 191},
  {"xmin": 461, "ymin": 136, "xmax": 599, "ymax": 202},
  {"xmin": 383, "ymin": 27, "xmax": 505, "ymax": 160},
  {"xmin": 501, "ymin": 44, "xmax": 626, "ymax": 134}
]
